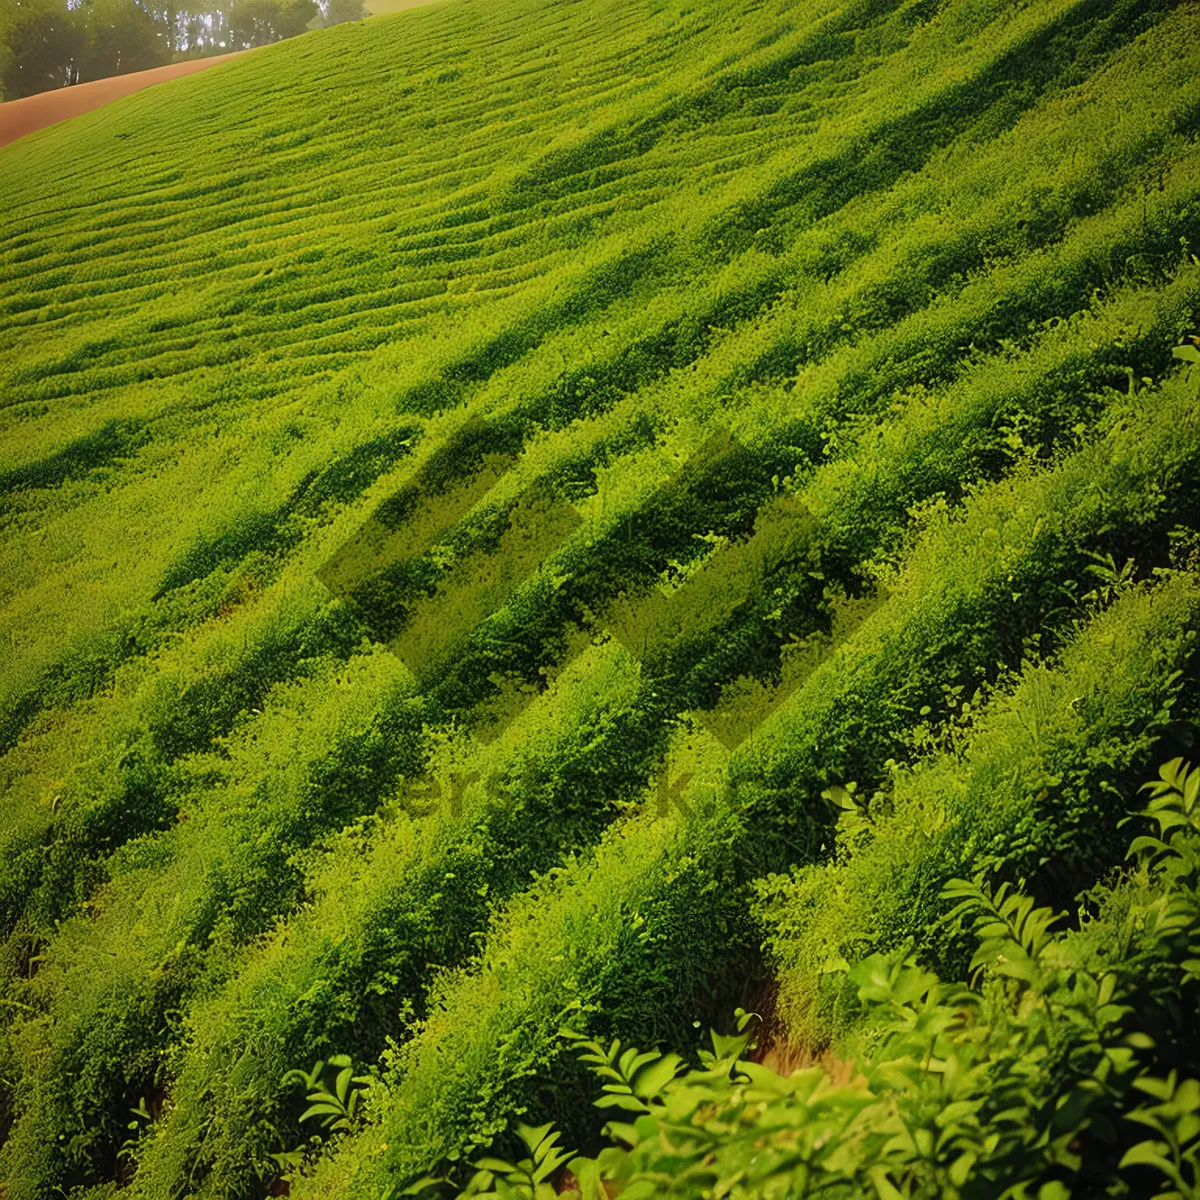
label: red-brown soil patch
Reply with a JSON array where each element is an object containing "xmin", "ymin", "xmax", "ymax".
[
  {"xmin": 745, "ymin": 979, "xmax": 862, "ymax": 1088},
  {"xmin": 0, "ymin": 51, "xmax": 246, "ymax": 150}
]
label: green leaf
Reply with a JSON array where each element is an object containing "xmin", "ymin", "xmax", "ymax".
[
  {"xmin": 475, "ymin": 1156, "xmax": 518, "ymax": 1172},
  {"xmin": 595, "ymin": 1093, "xmax": 650, "ymax": 1113},
  {"xmin": 850, "ymin": 953, "xmax": 898, "ymax": 1002},
  {"xmin": 298, "ymin": 1102, "xmax": 341, "ymax": 1121},
  {"xmin": 620, "ymin": 1183, "xmax": 658, "ymax": 1200},
  {"xmin": 632, "ymin": 1053, "xmax": 684, "ymax": 1100},
  {"xmin": 709, "ymin": 1030, "xmax": 753, "ymax": 1061},
  {"xmin": 949, "ymin": 1150, "xmax": 977, "ymax": 1186},
  {"xmin": 567, "ymin": 1157, "xmax": 607, "ymax": 1200},
  {"xmin": 517, "ymin": 1122, "xmax": 555, "ymax": 1157},
  {"xmin": 1126, "ymin": 835, "xmax": 1169, "ymax": 859},
  {"xmin": 532, "ymin": 1144, "xmax": 573, "ymax": 1183},
  {"xmin": 820, "ymin": 953, "xmax": 851, "ymax": 974},
  {"xmin": 869, "ymin": 1165, "xmax": 906, "ymax": 1200},
  {"xmin": 1037, "ymin": 1183, "xmax": 1072, "ymax": 1200},
  {"xmin": 399, "ymin": 1176, "xmax": 449, "ymax": 1196},
  {"xmin": 600, "ymin": 1119, "xmax": 644, "ymax": 1148},
  {"xmin": 1119, "ymin": 1140, "xmax": 1184, "ymax": 1187},
  {"xmin": 1133, "ymin": 1074, "xmax": 1177, "ymax": 1102}
]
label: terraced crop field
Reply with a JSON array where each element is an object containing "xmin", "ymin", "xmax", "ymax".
[{"xmin": 2, "ymin": 0, "xmax": 1200, "ymax": 1196}]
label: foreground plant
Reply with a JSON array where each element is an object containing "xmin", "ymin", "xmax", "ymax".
[{"xmin": 395, "ymin": 759, "xmax": 1200, "ymax": 1199}]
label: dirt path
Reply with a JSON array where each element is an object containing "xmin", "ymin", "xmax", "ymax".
[{"xmin": 0, "ymin": 52, "xmax": 246, "ymax": 150}]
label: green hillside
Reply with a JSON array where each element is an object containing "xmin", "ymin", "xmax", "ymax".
[
  {"xmin": 1, "ymin": 0, "xmax": 1199, "ymax": 1195},
  {"xmin": 362, "ymin": 0, "xmax": 444, "ymax": 17}
]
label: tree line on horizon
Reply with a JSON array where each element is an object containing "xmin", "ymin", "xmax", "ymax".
[{"xmin": 0, "ymin": 0, "xmax": 365, "ymax": 100}]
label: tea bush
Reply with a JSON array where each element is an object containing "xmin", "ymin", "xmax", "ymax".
[
  {"xmin": 2, "ymin": 0, "xmax": 1199, "ymax": 1194},
  {"xmin": 404, "ymin": 756, "xmax": 1200, "ymax": 1199}
]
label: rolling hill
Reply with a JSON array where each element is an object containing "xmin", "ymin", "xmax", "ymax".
[{"xmin": 1, "ymin": 0, "xmax": 1199, "ymax": 1195}]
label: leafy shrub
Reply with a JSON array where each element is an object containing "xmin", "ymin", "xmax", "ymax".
[
  {"xmin": 402, "ymin": 758, "xmax": 1200, "ymax": 1199},
  {"xmin": 4, "ymin": 0, "xmax": 1200, "ymax": 1195}
]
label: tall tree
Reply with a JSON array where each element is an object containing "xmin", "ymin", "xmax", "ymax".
[
  {"xmin": 74, "ymin": 0, "xmax": 168, "ymax": 79},
  {"xmin": 227, "ymin": 0, "xmax": 315, "ymax": 47},
  {"xmin": 323, "ymin": 0, "xmax": 363, "ymax": 26},
  {"xmin": 0, "ymin": 0, "xmax": 81, "ymax": 98},
  {"xmin": 275, "ymin": 0, "xmax": 317, "ymax": 39}
]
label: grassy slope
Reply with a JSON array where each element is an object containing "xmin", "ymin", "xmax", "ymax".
[
  {"xmin": 363, "ymin": 0, "xmax": 446, "ymax": 16},
  {"xmin": 1, "ymin": 0, "xmax": 1198, "ymax": 1196}
]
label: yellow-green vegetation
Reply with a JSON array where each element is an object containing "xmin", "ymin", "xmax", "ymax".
[
  {"xmin": 434, "ymin": 756, "xmax": 1200, "ymax": 1200},
  {"xmin": 362, "ymin": 0, "xmax": 442, "ymax": 17},
  {"xmin": 1, "ymin": 0, "xmax": 1199, "ymax": 1195}
]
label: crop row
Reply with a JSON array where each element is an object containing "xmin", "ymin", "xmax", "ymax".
[{"xmin": 286, "ymin": 369, "xmax": 1200, "ymax": 1199}]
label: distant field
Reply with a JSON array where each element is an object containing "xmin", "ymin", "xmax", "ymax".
[
  {"xmin": 0, "ymin": 0, "xmax": 437, "ymax": 150},
  {"xmin": 1, "ymin": 0, "xmax": 1199, "ymax": 1197},
  {"xmin": 364, "ymin": 0, "xmax": 446, "ymax": 15},
  {"xmin": 0, "ymin": 52, "xmax": 246, "ymax": 148}
]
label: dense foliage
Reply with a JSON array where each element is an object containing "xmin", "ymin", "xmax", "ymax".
[
  {"xmin": 0, "ymin": 0, "xmax": 364, "ymax": 100},
  {"xmin": 0, "ymin": 0, "xmax": 1198, "ymax": 1195},
  {"xmin": 412, "ymin": 759, "xmax": 1200, "ymax": 1199}
]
